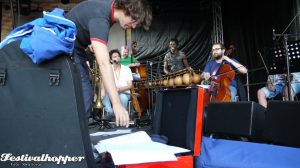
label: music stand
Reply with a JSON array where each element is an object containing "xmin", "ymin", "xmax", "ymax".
[
  {"xmin": 268, "ymin": 39, "xmax": 300, "ymax": 100},
  {"xmin": 269, "ymin": 40, "xmax": 300, "ymax": 74}
]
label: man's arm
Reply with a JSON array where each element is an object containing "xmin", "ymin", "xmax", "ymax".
[
  {"xmin": 117, "ymin": 80, "xmax": 133, "ymax": 93},
  {"xmin": 128, "ymin": 57, "xmax": 141, "ymax": 67},
  {"xmin": 201, "ymin": 62, "xmax": 211, "ymax": 80},
  {"xmin": 100, "ymin": 81, "xmax": 105, "ymax": 100},
  {"xmin": 163, "ymin": 56, "xmax": 169, "ymax": 74},
  {"xmin": 129, "ymin": 62, "xmax": 141, "ymax": 67},
  {"xmin": 91, "ymin": 41, "xmax": 129, "ymax": 127},
  {"xmin": 182, "ymin": 53, "xmax": 190, "ymax": 69},
  {"xmin": 223, "ymin": 56, "xmax": 248, "ymax": 74}
]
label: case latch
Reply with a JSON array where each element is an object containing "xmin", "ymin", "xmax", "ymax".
[
  {"xmin": 0, "ymin": 68, "xmax": 7, "ymax": 86},
  {"xmin": 49, "ymin": 70, "xmax": 60, "ymax": 86}
]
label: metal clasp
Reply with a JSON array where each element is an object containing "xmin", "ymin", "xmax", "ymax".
[
  {"xmin": 49, "ymin": 70, "xmax": 60, "ymax": 86},
  {"xmin": 0, "ymin": 68, "xmax": 7, "ymax": 86}
]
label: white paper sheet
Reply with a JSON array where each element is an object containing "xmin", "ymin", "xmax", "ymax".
[
  {"xmin": 197, "ymin": 84, "xmax": 210, "ymax": 89},
  {"xmin": 90, "ymin": 129, "xmax": 132, "ymax": 136},
  {"xmin": 94, "ymin": 131, "xmax": 190, "ymax": 165}
]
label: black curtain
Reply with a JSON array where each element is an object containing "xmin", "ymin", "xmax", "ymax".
[
  {"xmin": 222, "ymin": 0, "xmax": 298, "ymax": 101},
  {"xmin": 132, "ymin": 0, "xmax": 212, "ymax": 78}
]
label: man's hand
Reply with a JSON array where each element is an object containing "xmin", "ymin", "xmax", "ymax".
[
  {"xmin": 116, "ymin": 86, "xmax": 121, "ymax": 92},
  {"xmin": 186, "ymin": 67, "xmax": 193, "ymax": 71},
  {"xmin": 128, "ymin": 62, "xmax": 140, "ymax": 68},
  {"xmin": 202, "ymin": 72, "xmax": 211, "ymax": 81},
  {"xmin": 113, "ymin": 103, "xmax": 130, "ymax": 127}
]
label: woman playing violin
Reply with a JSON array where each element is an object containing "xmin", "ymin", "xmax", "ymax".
[{"xmin": 201, "ymin": 43, "xmax": 248, "ymax": 101}]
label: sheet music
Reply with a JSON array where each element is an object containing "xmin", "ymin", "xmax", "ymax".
[{"xmin": 94, "ymin": 131, "xmax": 190, "ymax": 165}]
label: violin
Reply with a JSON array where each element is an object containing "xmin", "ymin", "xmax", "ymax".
[{"xmin": 209, "ymin": 62, "xmax": 235, "ymax": 102}]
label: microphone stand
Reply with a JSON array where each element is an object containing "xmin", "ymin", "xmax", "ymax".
[{"xmin": 284, "ymin": 34, "xmax": 293, "ymax": 101}]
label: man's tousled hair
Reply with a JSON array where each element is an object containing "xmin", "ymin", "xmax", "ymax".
[{"xmin": 114, "ymin": 0, "xmax": 152, "ymax": 31}]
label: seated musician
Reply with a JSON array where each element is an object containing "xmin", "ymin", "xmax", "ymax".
[
  {"xmin": 257, "ymin": 74, "xmax": 285, "ymax": 107},
  {"xmin": 163, "ymin": 38, "xmax": 191, "ymax": 74},
  {"xmin": 201, "ymin": 43, "xmax": 248, "ymax": 101},
  {"xmin": 258, "ymin": 72, "xmax": 300, "ymax": 108},
  {"xmin": 225, "ymin": 43, "xmax": 237, "ymax": 58},
  {"xmin": 121, "ymin": 45, "xmax": 141, "ymax": 80},
  {"xmin": 120, "ymin": 45, "xmax": 141, "ymax": 68},
  {"xmin": 102, "ymin": 49, "xmax": 133, "ymax": 120}
]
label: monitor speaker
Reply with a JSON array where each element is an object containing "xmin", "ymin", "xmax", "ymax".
[
  {"xmin": 264, "ymin": 101, "xmax": 300, "ymax": 148},
  {"xmin": 153, "ymin": 88, "xmax": 204, "ymax": 156},
  {"xmin": 205, "ymin": 101, "xmax": 266, "ymax": 139}
]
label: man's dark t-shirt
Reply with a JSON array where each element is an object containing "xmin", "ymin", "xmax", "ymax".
[{"xmin": 66, "ymin": 0, "xmax": 114, "ymax": 56}]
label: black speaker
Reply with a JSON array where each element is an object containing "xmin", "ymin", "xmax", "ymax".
[
  {"xmin": 153, "ymin": 88, "xmax": 202, "ymax": 155},
  {"xmin": 0, "ymin": 41, "xmax": 95, "ymax": 168},
  {"xmin": 205, "ymin": 101, "xmax": 266, "ymax": 139},
  {"xmin": 264, "ymin": 101, "xmax": 300, "ymax": 148}
]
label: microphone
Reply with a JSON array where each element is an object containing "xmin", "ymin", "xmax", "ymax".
[
  {"xmin": 113, "ymin": 60, "xmax": 119, "ymax": 64},
  {"xmin": 273, "ymin": 28, "xmax": 276, "ymax": 41}
]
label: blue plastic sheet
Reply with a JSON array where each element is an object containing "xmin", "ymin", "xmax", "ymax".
[{"xmin": 196, "ymin": 136, "xmax": 300, "ymax": 168}]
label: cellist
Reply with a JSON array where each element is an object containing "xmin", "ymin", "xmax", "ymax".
[{"xmin": 201, "ymin": 43, "xmax": 248, "ymax": 101}]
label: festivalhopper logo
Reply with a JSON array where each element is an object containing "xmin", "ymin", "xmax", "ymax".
[{"xmin": 0, "ymin": 153, "xmax": 85, "ymax": 165}]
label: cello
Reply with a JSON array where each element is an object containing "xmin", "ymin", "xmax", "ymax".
[{"xmin": 210, "ymin": 61, "xmax": 235, "ymax": 102}]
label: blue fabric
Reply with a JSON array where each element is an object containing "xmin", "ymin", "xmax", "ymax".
[
  {"xmin": 229, "ymin": 85, "xmax": 237, "ymax": 101},
  {"xmin": 0, "ymin": 8, "xmax": 76, "ymax": 64},
  {"xmin": 103, "ymin": 93, "xmax": 130, "ymax": 115},
  {"xmin": 261, "ymin": 83, "xmax": 284, "ymax": 99},
  {"xmin": 196, "ymin": 136, "xmax": 300, "ymax": 168}
]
